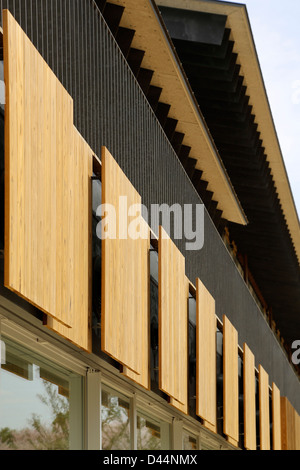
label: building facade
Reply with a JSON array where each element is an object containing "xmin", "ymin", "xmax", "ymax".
[{"xmin": 0, "ymin": 0, "xmax": 299, "ymax": 451}]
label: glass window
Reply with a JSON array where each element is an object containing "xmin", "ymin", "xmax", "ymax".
[
  {"xmin": 150, "ymin": 245, "xmax": 159, "ymax": 389},
  {"xmin": 183, "ymin": 431, "xmax": 198, "ymax": 450},
  {"xmin": 216, "ymin": 328, "xmax": 224, "ymax": 436},
  {"xmin": 238, "ymin": 354, "xmax": 244, "ymax": 449},
  {"xmin": 137, "ymin": 413, "xmax": 161, "ymax": 450},
  {"xmin": 0, "ymin": 61, "xmax": 4, "ymax": 110},
  {"xmin": 188, "ymin": 293, "xmax": 196, "ymax": 418},
  {"xmin": 92, "ymin": 177, "xmax": 102, "ymax": 340},
  {"xmin": 101, "ymin": 387, "xmax": 131, "ymax": 450},
  {"xmin": 0, "ymin": 337, "xmax": 83, "ymax": 450}
]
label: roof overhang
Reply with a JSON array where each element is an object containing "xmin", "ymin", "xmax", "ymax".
[
  {"xmin": 155, "ymin": 0, "xmax": 300, "ymax": 263},
  {"xmin": 110, "ymin": 0, "xmax": 247, "ymax": 226}
]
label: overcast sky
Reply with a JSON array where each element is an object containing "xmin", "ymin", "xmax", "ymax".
[{"xmin": 228, "ymin": 0, "xmax": 300, "ymax": 218}]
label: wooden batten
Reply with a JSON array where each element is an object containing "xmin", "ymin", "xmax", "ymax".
[
  {"xmin": 101, "ymin": 146, "xmax": 150, "ymax": 385},
  {"xmin": 243, "ymin": 343, "xmax": 256, "ymax": 450},
  {"xmin": 158, "ymin": 226, "xmax": 188, "ymax": 411},
  {"xmin": 272, "ymin": 382, "xmax": 281, "ymax": 450},
  {"xmin": 196, "ymin": 278, "xmax": 217, "ymax": 431},
  {"xmin": 223, "ymin": 315, "xmax": 239, "ymax": 446},
  {"xmin": 3, "ymin": 9, "xmax": 93, "ymax": 352},
  {"xmin": 258, "ymin": 365, "xmax": 270, "ymax": 450}
]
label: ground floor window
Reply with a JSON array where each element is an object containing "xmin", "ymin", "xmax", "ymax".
[
  {"xmin": 100, "ymin": 383, "xmax": 171, "ymax": 450},
  {"xmin": 137, "ymin": 412, "xmax": 162, "ymax": 450},
  {"xmin": 183, "ymin": 430, "xmax": 198, "ymax": 450},
  {"xmin": 101, "ymin": 386, "xmax": 131, "ymax": 450},
  {"xmin": 0, "ymin": 336, "xmax": 83, "ymax": 450}
]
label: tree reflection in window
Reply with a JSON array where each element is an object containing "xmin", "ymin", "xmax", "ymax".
[
  {"xmin": 183, "ymin": 431, "xmax": 197, "ymax": 450},
  {"xmin": 137, "ymin": 414, "xmax": 161, "ymax": 450},
  {"xmin": 0, "ymin": 379, "xmax": 69, "ymax": 450},
  {"xmin": 101, "ymin": 389, "xmax": 131, "ymax": 450}
]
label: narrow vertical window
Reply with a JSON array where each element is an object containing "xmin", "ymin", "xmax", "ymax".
[{"xmin": 101, "ymin": 386, "xmax": 131, "ymax": 450}]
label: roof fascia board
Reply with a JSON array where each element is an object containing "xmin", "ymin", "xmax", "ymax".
[
  {"xmin": 109, "ymin": 0, "xmax": 247, "ymax": 225},
  {"xmin": 156, "ymin": 0, "xmax": 300, "ymax": 262}
]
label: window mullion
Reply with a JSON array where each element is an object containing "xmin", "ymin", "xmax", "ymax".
[{"xmin": 130, "ymin": 392, "xmax": 137, "ymax": 450}]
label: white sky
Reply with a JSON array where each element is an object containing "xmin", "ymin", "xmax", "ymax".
[{"xmin": 229, "ymin": 0, "xmax": 300, "ymax": 218}]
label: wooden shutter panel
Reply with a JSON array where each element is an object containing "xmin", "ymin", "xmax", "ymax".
[
  {"xmin": 296, "ymin": 410, "xmax": 300, "ymax": 451},
  {"xmin": 281, "ymin": 397, "xmax": 298, "ymax": 450},
  {"xmin": 196, "ymin": 278, "xmax": 217, "ymax": 431},
  {"xmin": 272, "ymin": 382, "xmax": 281, "ymax": 450},
  {"xmin": 243, "ymin": 343, "xmax": 256, "ymax": 450},
  {"xmin": 169, "ymin": 275, "xmax": 190, "ymax": 415},
  {"xmin": 46, "ymin": 129, "xmax": 93, "ymax": 352},
  {"xmin": 3, "ymin": 10, "xmax": 93, "ymax": 352},
  {"xmin": 122, "ymin": 220, "xmax": 151, "ymax": 390},
  {"xmin": 101, "ymin": 146, "xmax": 150, "ymax": 378},
  {"xmin": 223, "ymin": 315, "xmax": 239, "ymax": 446},
  {"xmin": 259, "ymin": 365, "xmax": 270, "ymax": 450},
  {"xmin": 158, "ymin": 226, "xmax": 188, "ymax": 409}
]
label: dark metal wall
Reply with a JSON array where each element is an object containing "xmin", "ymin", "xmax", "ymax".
[{"xmin": 0, "ymin": 0, "xmax": 299, "ymax": 412}]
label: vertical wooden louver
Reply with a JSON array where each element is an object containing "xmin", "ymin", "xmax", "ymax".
[
  {"xmin": 101, "ymin": 146, "xmax": 150, "ymax": 383},
  {"xmin": 223, "ymin": 315, "xmax": 239, "ymax": 446},
  {"xmin": 243, "ymin": 343, "xmax": 256, "ymax": 450},
  {"xmin": 259, "ymin": 365, "xmax": 270, "ymax": 450},
  {"xmin": 3, "ymin": 9, "xmax": 93, "ymax": 352},
  {"xmin": 158, "ymin": 226, "xmax": 188, "ymax": 413},
  {"xmin": 272, "ymin": 382, "xmax": 281, "ymax": 450},
  {"xmin": 196, "ymin": 278, "xmax": 217, "ymax": 432},
  {"xmin": 281, "ymin": 397, "xmax": 300, "ymax": 450}
]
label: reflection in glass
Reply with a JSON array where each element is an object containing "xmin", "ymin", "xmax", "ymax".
[
  {"xmin": 101, "ymin": 388, "xmax": 131, "ymax": 450},
  {"xmin": 137, "ymin": 414, "xmax": 161, "ymax": 450},
  {"xmin": 216, "ymin": 328, "xmax": 224, "ymax": 436},
  {"xmin": 238, "ymin": 355, "xmax": 244, "ymax": 449},
  {"xmin": 0, "ymin": 61, "xmax": 4, "ymax": 110},
  {"xmin": 188, "ymin": 294, "xmax": 196, "ymax": 418},
  {"xmin": 0, "ymin": 337, "xmax": 75, "ymax": 450},
  {"xmin": 183, "ymin": 432, "xmax": 197, "ymax": 450},
  {"xmin": 150, "ymin": 245, "xmax": 159, "ymax": 389}
]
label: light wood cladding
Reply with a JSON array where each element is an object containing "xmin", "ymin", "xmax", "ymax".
[
  {"xmin": 223, "ymin": 315, "xmax": 239, "ymax": 446},
  {"xmin": 243, "ymin": 343, "xmax": 256, "ymax": 450},
  {"xmin": 158, "ymin": 226, "xmax": 188, "ymax": 408},
  {"xmin": 259, "ymin": 365, "xmax": 270, "ymax": 450},
  {"xmin": 122, "ymin": 223, "xmax": 151, "ymax": 390},
  {"xmin": 272, "ymin": 382, "xmax": 281, "ymax": 450},
  {"xmin": 169, "ymin": 276, "xmax": 189, "ymax": 415},
  {"xmin": 46, "ymin": 129, "xmax": 93, "ymax": 352},
  {"xmin": 296, "ymin": 410, "xmax": 300, "ymax": 451},
  {"xmin": 281, "ymin": 397, "xmax": 300, "ymax": 450},
  {"xmin": 101, "ymin": 146, "xmax": 150, "ymax": 378},
  {"xmin": 3, "ymin": 10, "xmax": 93, "ymax": 352},
  {"xmin": 196, "ymin": 278, "xmax": 217, "ymax": 430}
]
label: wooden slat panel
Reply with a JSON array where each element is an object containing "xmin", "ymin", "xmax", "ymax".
[
  {"xmin": 296, "ymin": 410, "xmax": 300, "ymax": 451},
  {"xmin": 281, "ymin": 397, "xmax": 298, "ymax": 450},
  {"xmin": 46, "ymin": 129, "xmax": 93, "ymax": 352},
  {"xmin": 223, "ymin": 315, "xmax": 239, "ymax": 446},
  {"xmin": 196, "ymin": 278, "xmax": 217, "ymax": 430},
  {"xmin": 169, "ymin": 276, "xmax": 190, "ymax": 415},
  {"xmin": 281, "ymin": 396, "xmax": 288, "ymax": 450},
  {"xmin": 243, "ymin": 343, "xmax": 256, "ymax": 450},
  {"xmin": 101, "ymin": 146, "xmax": 150, "ymax": 377},
  {"xmin": 122, "ymin": 221, "xmax": 151, "ymax": 390},
  {"xmin": 259, "ymin": 365, "xmax": 270, "ymax": 450},
  {"xmin": 158, "ymin": 226, "xmax": 188, "ymax": 407},
  {"xmin": 3, "ymin": 10, "xmax": 93, "ymax": 351},
  {"xmin": 272, "ymin": 382, "xmax": 281, "ymax": 450}
]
